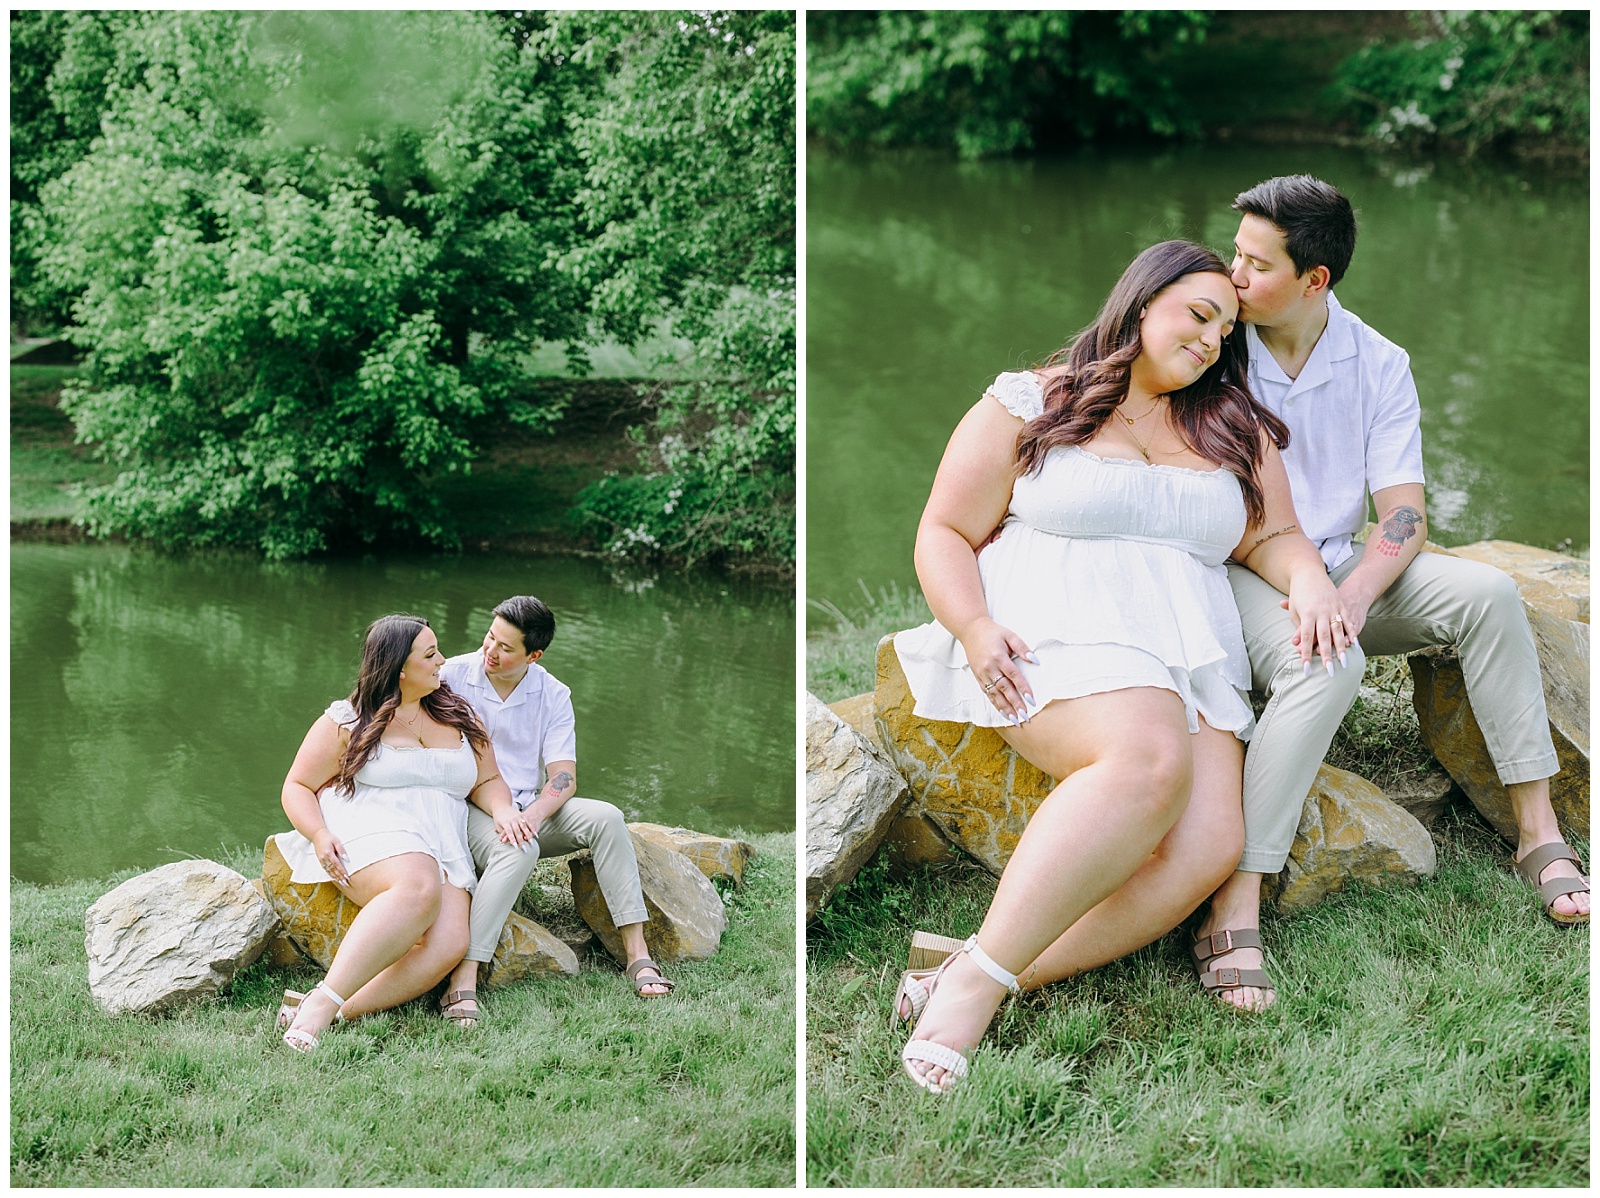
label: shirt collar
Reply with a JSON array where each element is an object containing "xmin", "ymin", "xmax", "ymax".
[
  {"xmin": 457, "ymin": 653, "xmax": 537, "ymax": 708},
  {"xmin": 1248, "ymin": 292, "xmax": 1355, "ymax": 393}
]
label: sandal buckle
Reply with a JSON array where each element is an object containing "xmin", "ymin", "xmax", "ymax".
[
  {"xmin": 1214, "ymin": 967, "xmax": 1241, "ymax": 987},
  {"xmin": 1207, "ymin": 930, "xmax": 1234, "ymax": 956}
]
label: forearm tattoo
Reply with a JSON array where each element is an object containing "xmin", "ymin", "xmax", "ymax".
[
  {"xmin": 1244, "ymin": 523, "xmax": 1298, "ymax": 558},
  {"xmin": 1376, "ymin": 505, "xmax": 1424, "ymax": 557},
  {"xmin": 542, "ymin": 770, "xmax": 574, "ymax": 802}
]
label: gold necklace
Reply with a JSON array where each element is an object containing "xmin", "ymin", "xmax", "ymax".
[
  {"xmin": 394, "ymin": 706, "xmax": 427, "ymax": 745},
  {"xmin": 1119, "ymin": 398, "xmax": 1166, "ymax": 462}
]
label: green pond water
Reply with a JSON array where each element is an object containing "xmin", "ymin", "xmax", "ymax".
[
  {"xmin": 807, "ymin": 143, "xmax": 1589, "ymax": 612},
  {"xmin": 11, "ymin": 543, "xmax": 794, "ymax": 884}
]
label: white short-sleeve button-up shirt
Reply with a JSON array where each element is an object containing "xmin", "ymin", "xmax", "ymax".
[
  {"xmin": 440, "ymin": 652, "xmax": 576, "ymax": 805},
  {"xmin": 1245, "ymin": 292, "xmax": 1426, "ymax": 572}
]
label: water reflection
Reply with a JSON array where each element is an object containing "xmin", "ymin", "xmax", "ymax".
[
  {"xmin": 12, "ymin": 543, "xmax": 795, "ymax": 883},
  {"xmin": 808, "ymin": 143, "xmax": 1588, "ymax": 607}
]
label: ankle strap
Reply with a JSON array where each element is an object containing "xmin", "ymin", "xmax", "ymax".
[
  {"xmin": 316, "ymin": 980, "xmax": 348, "ymax": 1010},
  {"xmin": 962, "ymin": 935, "xmax": 1020, "ymax": 995}
]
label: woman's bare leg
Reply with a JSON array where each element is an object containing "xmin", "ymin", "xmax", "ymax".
[
  {"xmin": 286, "ymin": 852, "xmax": 443, "ymax": 1039},
  {"xmin": 1018, "ymin": 720, "xmax": 1245, "ymax": 989},
  {"xmin": 339, "ymin": 882, "xmax": 471, "ymax": 1019},
  {"xmin": 906, "ymin": 688, "xmax": 1194, "ymax": 1090}
]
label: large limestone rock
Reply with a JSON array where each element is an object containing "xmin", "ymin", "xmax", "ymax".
[
  {"xmin": 825, "ymin": 692, "xmax": 955, "ymax": 870},
  {"xmin": 482, "ymin": 911, "xmax": 580, "ymax": 987},
  {"xmin": 260, "ymin": 837, "xmax": 574, "ymax": 986},
  {"xmin": 629, "ymin": 823, "xmax": 756, "ymax": 887},
  {"xmin": 1410, "ymin": 543, "xmax": 1589, "ymax": 844},
  {"xmin": 872, "ymin": 637, "xmax": 1050, "ymax": 876},
  {"xmin": 86, "ymin": 860, "xmax": 280, "ymax": 1016},
  {"xmin": 1272, "ymin": 765, "xmax": 1437, "ymax": 910},
  {"xmin": 570, "ymin": 831, "xmax": 727, "ymax": 963},
  {"xmin": 806, "ymin": 690, "xmax": 911, "ymax": 919}
]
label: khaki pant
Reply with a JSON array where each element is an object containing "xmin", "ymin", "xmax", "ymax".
[
  {"xmin": 1229, "ymin": 550, "xmax": 1559, "ymax": 874},
  {"xmin": 464, "ymin": 796, "xmax": 649, "ymax": 962}
]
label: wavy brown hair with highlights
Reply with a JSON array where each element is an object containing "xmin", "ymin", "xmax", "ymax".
[
  {"xmin": 331, "ymin": 614, "xmax": 489, "ymax": 796},
  {"xmin": 1015, "ymin": 240, "xmax": 1290, "ymax": 527}
]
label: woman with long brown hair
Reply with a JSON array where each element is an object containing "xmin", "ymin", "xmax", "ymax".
[
  {"xmin": 273, "ymin": 613, "xmax": 535, "ymax": 1050},
  {"xmin": 892, "ymin": 240, "xmax": 1355, "ymax": 1093}
]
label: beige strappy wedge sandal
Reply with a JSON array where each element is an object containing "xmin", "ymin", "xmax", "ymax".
[
  {"xmin": 281, "ymin": 981, "xmax": 347, "ymax": 1053},
  {"xmin": 900, "ymin": 934, "xmax": 1020, "ymax": 1095},
  {"xmin": 891, "ymin": 931, "xmax": 966, "ymax": 1029}
]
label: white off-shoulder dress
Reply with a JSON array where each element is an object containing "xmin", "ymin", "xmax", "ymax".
[
  {"xmin": 274, "ymin": 699, "xmax": 479, "ymax": 892},
  {"xmin": 895, "ymin": 370, "xmax": 1256, "ymax": 740}
]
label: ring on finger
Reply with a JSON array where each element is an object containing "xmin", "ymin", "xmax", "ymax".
[{"xmin": 983, "ymin": 678, "xmax": 1000, "ymax": 693}]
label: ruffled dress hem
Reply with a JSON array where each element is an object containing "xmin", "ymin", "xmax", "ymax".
[
  {"xmin": 274, "ymin": 826, "xmax": 479, "ymax": 894},
  {"xmin": 895, "ymin": 631, "xmax": 1254, "ymax": 740}
]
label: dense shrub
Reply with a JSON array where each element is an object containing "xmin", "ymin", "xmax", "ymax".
[
  {"xmin": 807, "ymin": 10, "xmax": 1210, "ymax": 159},
  {"xmin": 1334, "ymin": 11, "xmax": 1588, "ymax": 155}
]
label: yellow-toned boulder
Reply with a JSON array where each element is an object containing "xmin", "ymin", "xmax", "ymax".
[
  {"xmin": 873, "ymin": 635, "xmax": 1052, "ymax": 876},
  {"xmin": 250, "ymin": 878, "xmax": 308, "ymax": 967},
  {"xmin": 261, "ymin": 837, "xmax": 576, "ymax": 986},
  {"xmin": 570, "ymin": 831, "xmax": 727, "ymax": 963},
  {"xmin": 879, "ymin": 810, "xmax": 959, "ymax": 871},
  {"xmin": 1270, "ymin": 765, "xmax": 1437, "ymax": 910},
  {"xmin": 1410, "ymin": 543, "xmax": 1588, "ymax": 844},
  {"xmin": 629, "ymin": 822, "xmax": 755, "ymax": 887},
  {"xmin": 259, "ymin": 838, "xmax": 359, "ymax": 970}
]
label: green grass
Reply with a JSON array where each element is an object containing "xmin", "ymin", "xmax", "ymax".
[
  {"xmin": 9, "ymin": 364, "xmax": 116, "ymax": 520},
  {"xmin": 806, "ymin": 580, "xmax": 933, "ymax": 704},
  {"xmin": 12, "ymin": 834, "xmax": 795, "ymax": 1187},
  {"xmin": 807, "ymin": 812, "xmax": 1588, "ymax": 1187},
  {"xmin": 805, "ymin": 582, "xmax": 1588, "ymax": 1186}
]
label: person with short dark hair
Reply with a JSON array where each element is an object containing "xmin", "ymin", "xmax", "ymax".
[
  {"xmin": 436, "ymin": 596, "xmax": 673, "ymax": 1018},
  {"xmin": 1190, "ymin": 174, "xmax": 1586, "ymax": 1010}
]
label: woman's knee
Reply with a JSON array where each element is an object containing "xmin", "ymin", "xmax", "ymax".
[
  {"xmin": 385, "ymin": 863, "xmax": 443, "ymax": 921},
  {"xmin": 1108, "ymin": 731, "xmax": 1192, "ymax": 815}
]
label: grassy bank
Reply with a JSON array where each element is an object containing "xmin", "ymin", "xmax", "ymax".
[
  {"xmin": 12, "ymin": 834, "xmax": 795, "ymax": 1187},
  {"xmin": 805, "ymin": 587, "xmax": 1589, "ymax": 1187}
]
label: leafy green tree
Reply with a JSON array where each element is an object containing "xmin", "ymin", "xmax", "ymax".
[
  {"xmin": 1334, "ymin": 11, "xmax": 1588, "ymax": 155},
  {"xmin": 22, "ymin": 10, "xmax": 795, "ymax": 566},
  {"xmin": 547, "ymin": 11, "xmax": 796, "ymax": 565},
  {"xmin": 10, "ymin": 10, "xmax": 133, "ymax": 332},
  {"xmin": 32, "ymin": 11, "xmax": 590, "ymax": 556},
  {"xmin": 807, "ymin": 10, "xmax": 1209, "ymax": 159}
]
